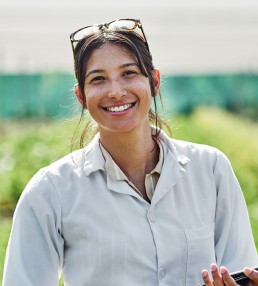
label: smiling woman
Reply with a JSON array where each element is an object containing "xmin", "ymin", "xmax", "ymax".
[
  {"xmin": 71, "ymin": 19, "xmax": 166, "ymax": 147},
  {"xmin": 75, "ymin": 43, "xmax": 158, "ymax": 137},
  {"xmin": 2, "ymin": 18, "xmax": 258, "ymax": 286}
]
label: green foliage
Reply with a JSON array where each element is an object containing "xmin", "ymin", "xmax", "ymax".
[
  {"xmin": 0, "ymin": 119, "xmax": 77, "ymax": 213},
  {"xmin": 0, "ymin": 215, "xmax": 12, "ymax": 284},
  {"xmin": 171, "ymin": 107, "xmax": 258, "ymax": 204}
]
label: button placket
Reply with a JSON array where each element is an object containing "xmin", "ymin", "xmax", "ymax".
[
  {"xmin": 158, "ymin": 269, "xmax": 166, "ymax": 280},
  {"xmin": 148, "ymin": 208, "xmax": 167, "ymax": 285},
  {"xmin": 148, "ymin": 212, "xmax": 156, "ymax": 223}
]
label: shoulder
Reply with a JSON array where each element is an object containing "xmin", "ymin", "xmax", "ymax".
[
  {"xmin": 159, "ymin": 129, "xmax": 228, "ymax": 163},
  {"xmin": 158, "ymin": 129, "xmax": 233, "ymax": 172},
  {"xmin": 43, "ymin": 148, "xmax": 86, "ymax": 179},
  {"xmin": 172, "ymin": 138, "xmax": 225, "ymax": 159},
  {"xmin": 20, "ymin": 148, "xmax": 85, "ymax": 201},
  {"xmin": 169, "ymin": 138, "xmax": 234, "ymax": 175}
]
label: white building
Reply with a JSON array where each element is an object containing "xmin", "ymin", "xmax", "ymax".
[{"xmin": 1, "ymin": 0, "xmax": 258, "ymax": 75}]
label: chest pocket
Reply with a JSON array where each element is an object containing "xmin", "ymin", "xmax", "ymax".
[{"xmin": 184, "ymin": 223, "xmax": 216, "ymax": 286}]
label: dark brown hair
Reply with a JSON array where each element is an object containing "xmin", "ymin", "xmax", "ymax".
[{"xmin": 72, "ymin": 29, "xmax": 170, "ymax": 148}]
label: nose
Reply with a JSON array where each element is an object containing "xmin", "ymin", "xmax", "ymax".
[{"xmin": 107, "ymin": 79, "xmax": 126, "ymax": 99}]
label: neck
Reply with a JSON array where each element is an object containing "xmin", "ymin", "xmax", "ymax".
[{"xmin": 99, "ymin": 125, "xmax": 159, "ymax": 177}]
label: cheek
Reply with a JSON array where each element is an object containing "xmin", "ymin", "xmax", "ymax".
[
  {"xmin": 129, "ymin": 78, "xmax": 152, "ymax": 96},
  {"xmin": 84, "ymin": 87, "xmax": 103, "ymax": 105},
  {"xmin": 137, "ymin": 83, "xmax": 152, "ymax": 101}
]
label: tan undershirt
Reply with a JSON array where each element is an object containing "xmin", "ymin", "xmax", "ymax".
[{"xmin": 99, "ymin": 139, "xmax": 164, "ymax": 201}]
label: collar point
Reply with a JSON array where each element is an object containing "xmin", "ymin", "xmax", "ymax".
[{"xmin": 178, "ymin": 155, "xmax": 190, "ymax": 166}]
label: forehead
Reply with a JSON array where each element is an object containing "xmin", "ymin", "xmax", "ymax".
[{"xmin": 87, "ymin": 43, "xmax": 137, "ymax": 66}]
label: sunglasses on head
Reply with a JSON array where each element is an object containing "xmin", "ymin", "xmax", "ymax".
[{"xmin": 70, "ymin": 18, "xmax": 149, "ymax": 54}]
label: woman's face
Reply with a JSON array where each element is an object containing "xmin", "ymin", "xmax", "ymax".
[{"xmin": 80, "ymin": 43, "xmax": 160, "ymax": 136}]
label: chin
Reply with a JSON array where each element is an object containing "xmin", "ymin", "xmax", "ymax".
[
  {"xmin": 98, "ymin": 116, "xmax": 150, "ymax": 134},
  {"xmin": 99, "ymin": 121, "xmax": 139, "ymax": 134}
]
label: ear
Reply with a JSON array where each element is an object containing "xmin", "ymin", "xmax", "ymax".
[
  {"xmin": 152, "ymin": 69, "xmax": 161, "ymax": 97},
  {"xmin": 74, "ymin": 84, "xmax": 87, "ymax": 109}
]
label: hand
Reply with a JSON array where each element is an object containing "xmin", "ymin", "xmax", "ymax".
[
  {"xmin": 243, "ymin": 267, "xmax": 258, "ymax": 285},
  {"xmin": 201, "ymin": 264, "xmax": 258, "ymax": 286}
]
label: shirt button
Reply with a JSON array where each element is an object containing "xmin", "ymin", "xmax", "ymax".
[
  {"xmin": 148, "ymin": 213, "xmax": 155, "ymax": 222},
  {"xmin": 159, "ymin": 269, "xmax": 166, "ymax": 280}
]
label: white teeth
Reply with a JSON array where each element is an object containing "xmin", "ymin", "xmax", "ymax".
[{"xmin": 106, "ymin": 103, "xmax": 133, "ymax": 112}]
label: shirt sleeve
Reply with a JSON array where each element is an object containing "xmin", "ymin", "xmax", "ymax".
[
  {"xmin": 2, "ymin": 169, "xmax": 64, "ymax": 286},
  {"xmin": 213, "ymin": 151, "xmax": 258, "ymax": 270}
]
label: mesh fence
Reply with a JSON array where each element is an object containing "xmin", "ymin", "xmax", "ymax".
[{"xmin": 0, "ymin": 73, "xmax": 258, "ymax": 120}]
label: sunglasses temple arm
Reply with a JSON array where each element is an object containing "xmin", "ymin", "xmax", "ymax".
[{"xmin": 139, "ymin": 27, "xmax": 150, "ymax": 51}]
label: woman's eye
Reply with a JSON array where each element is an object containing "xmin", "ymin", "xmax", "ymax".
[
  {"xmin": 123, "ymin": 70, "xmax": 137, "ymax": 77},
  {"xmin": 90, "ymin": 76, "xmax": 105, "ymax": 83}
]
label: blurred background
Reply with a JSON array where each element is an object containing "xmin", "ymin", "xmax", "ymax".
[
  {"xmin": 1, "ymin": 0, "xmax": 258, "ymax": 283},
  {"xmin": 1, "ymin": 0, "xmax": 258, "ymax": 118}
]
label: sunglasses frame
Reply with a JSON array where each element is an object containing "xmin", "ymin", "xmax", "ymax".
[{"xmin": 70, "ymin": 18, "xmax": 149, "ymax": 54}]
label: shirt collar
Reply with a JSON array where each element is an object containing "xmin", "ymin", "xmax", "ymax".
[
  {"xmin": 83, "ymin": 133, "xmax": 106, "ymax": 176},
  {"xmin": 99, "ymin": 143, "xmax": 126, "ymax": 181},
  {"xmin": 149, "ymin": 138, "xmax": 164, "ymax": 175},
  {"xmin": 156, "ymin": 127, "xmax": 190, "ymax": 166},
  {"xmin": 82, "ymin": 127, "xmax": 190, "ymax": 177}
]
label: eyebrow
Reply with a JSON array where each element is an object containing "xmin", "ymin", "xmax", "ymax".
[{"xmin": 85, "ymin": 62, "xmax": 139, "ymax": 79}]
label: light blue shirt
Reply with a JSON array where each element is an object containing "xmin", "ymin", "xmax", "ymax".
[{"xmin": 3, "ymin": 129, "xmax": 258, "ymax": 286}]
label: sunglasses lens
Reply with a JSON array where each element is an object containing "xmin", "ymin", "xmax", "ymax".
[
  {"xmin": 73, "ymin": 25, "xmax": 99, "ymax": 41},
  {"xmin": 109, "ymin": 19, "xmax": 145, "ymax": 42},
  {"xmin": 108, "ymin": 19, "xmax": 136, "ymax": 31}
]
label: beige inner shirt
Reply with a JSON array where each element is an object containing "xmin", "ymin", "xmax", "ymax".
[{"xmin": 99, "ymin": 139, "xmax": 164, "ymax": 201}]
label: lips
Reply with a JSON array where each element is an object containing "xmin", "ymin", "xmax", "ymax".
[{"xmin": 104, "ymin": 103, "xmax": 135, "ymax": 112}]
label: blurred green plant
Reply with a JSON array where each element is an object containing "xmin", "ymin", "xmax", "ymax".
[
  {"xmin": 0, "ymin": 119, "xmax": 77, "ymax": 212},
  {"xmin": 0, "ymin": 215, "xmax": 12, "ymax": 284}
]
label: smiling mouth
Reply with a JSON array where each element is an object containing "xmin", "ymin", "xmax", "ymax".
[{"xmin": 104, "ymin": 103, "xmax": 135, "ymax": 112}]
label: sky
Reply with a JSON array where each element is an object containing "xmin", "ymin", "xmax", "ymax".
[{"xmin": 1, "ymin": 0, "xmax": 258, "ymax": 74}]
